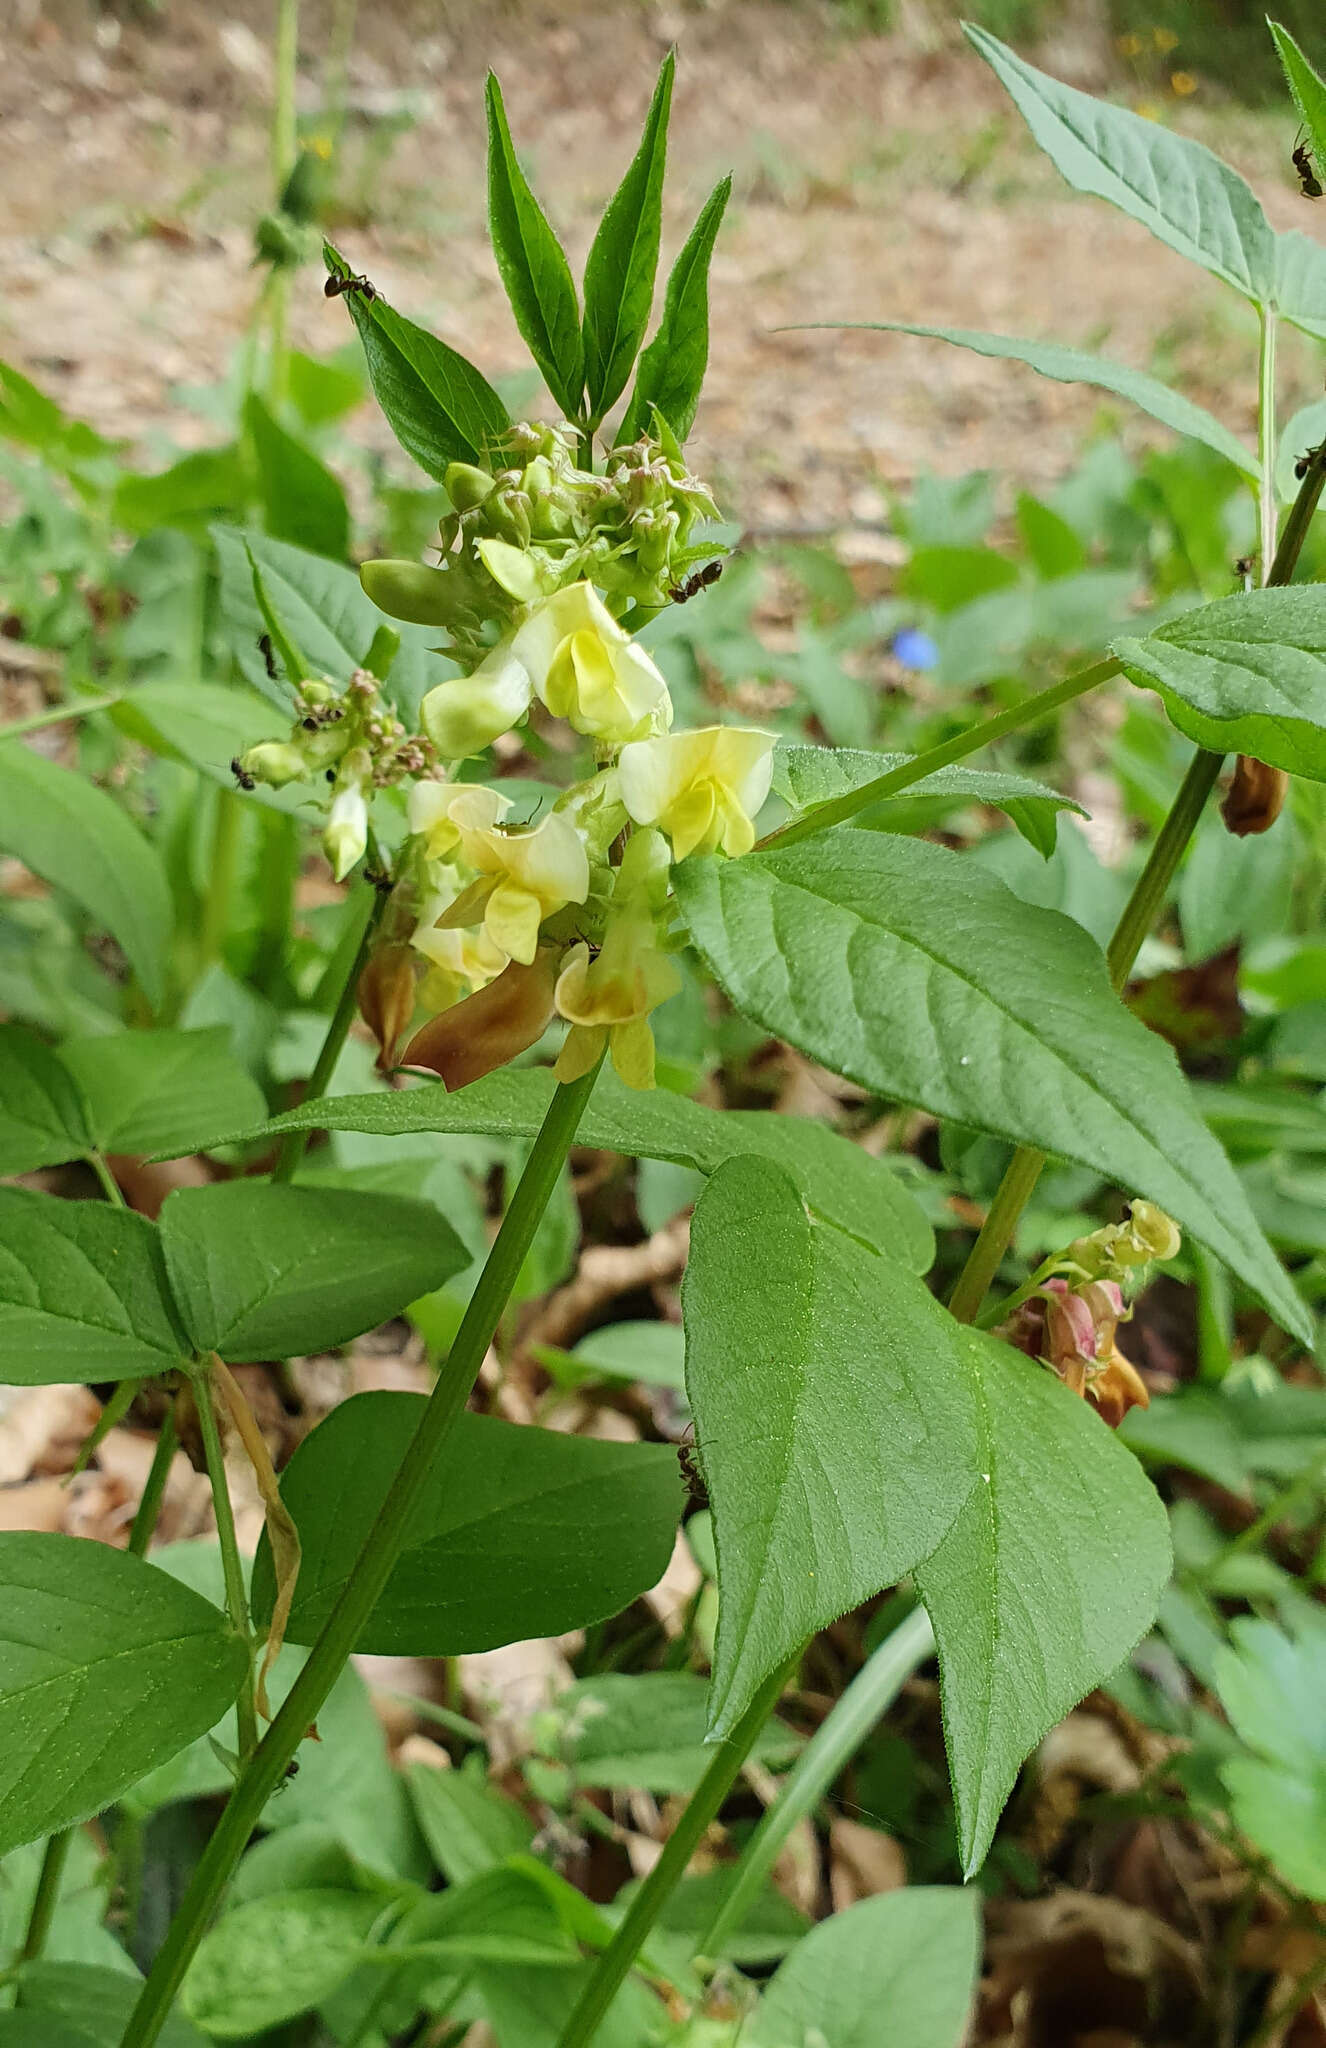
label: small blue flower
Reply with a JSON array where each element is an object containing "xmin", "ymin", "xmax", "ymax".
[{"xmin": 891, "ymin": 627, "xmax": 940, "ymax": 672}]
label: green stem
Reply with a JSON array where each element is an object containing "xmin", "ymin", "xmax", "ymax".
[
  {"xmin": 1202, "ymin": 1450, "xmax": 1326, "ymax": 1574},
  {"xmin": 86, "ymin": 1151, "xmax": 123, "ymax": 1206},
  {"xmin": 947, "ymin": 438, "xmax": 1326, "ymax": 1327},
  {"xmin": 697, "ymin": 1607, "xmax": 935, "ymax": 1964},
  {"xmin": 554, "ymin": 1659, "xmax": 796, "ymax": 2048},
  {"xmin": 1257, "ymin": 306, "xmax": 1278, "ymax": 583},
  {"xmin": 758, "ymin": 657, "xmax": 1119, "ymax": 853},
  {"xmin": 118, "ymin": 1064, "xmax": 601, "ymax": 2048},
  {"xmin": 0, "ymin": 694, "xmax": 120, "ymax": 741},
  {"xmin": 191, "ymin": 1363, "xmax": 258, "ymax": 1764},
  {"xmin": 128, "ymin": 1400, "xmax": 179, "ymax": 1558},
  {"xmin": 270, "ymin": 883, "xmax": 387, "ymax": 1185},
  {"xmin": 17, "ymin": 1832, "xmax": 74, "ymax": 1969},
  {"xmin": 200, "ymin": 790, "xmax": 243, "ymax": 969}
]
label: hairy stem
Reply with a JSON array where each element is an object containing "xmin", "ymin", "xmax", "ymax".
[
  {"xmin": 200, "ymin": 790, "xmax": 242, "ymax": 970},
  {"xmin": 697, "ymin": 1606, "xmax": 936, "ymax": 1963},
  {"xmin": 192, "ymin": 1365, "xmax": 259, "ymax": 1763},
  {"xmin": 128, "ymin": 1399, "xmax": 179, "ymax": 1559},
  {"xmin": 270, "ymin": 882, "xmax": 387, "ymax": 1184},
  {"xmin": 948, "ymin": 438, "xmax": 1326, "ymax": 1326},
  {"xmin": 1257, "ymin": 307, "xmax": 1278, "ymax": 582},
  {"xmin": 118, "ymin": 1063, "xmax": 602, "ymax": 2048},
  {"xmin": 758, "ymin": 657, "xmax": 1119, "ymax": 853},
  {"xmin": 554, "ymin": 1659, "xmax": 797, "ymax": 2048}
]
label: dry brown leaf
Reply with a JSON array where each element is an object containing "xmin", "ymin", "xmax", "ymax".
[
  {"xmin": 982, "ymin": 1891, "xmax": 1203, "ymax": 2048},
  {"xmin": 0, "ymin": 1476, "xmax": 72, "ymax": 1531},
  {"xmin": 827, "ymin": 1815, "xmax": 906, "ymax": 1908},
  {"xmin": 0, "ymin": 1384, "xmax": 99, "ymax": 1484}
]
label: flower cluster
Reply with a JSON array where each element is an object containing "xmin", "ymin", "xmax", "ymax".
[{"xmin": 235, "ymin": 426, "xmax": 774, "ymax": 1093}]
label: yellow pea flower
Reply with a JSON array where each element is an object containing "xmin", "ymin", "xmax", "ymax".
[
  {"xmin": 617, "ymin": 726, "xmax": 776, "ymax": 860},
  {"xmin": 407, "ymin": 782, "xmax": 589, "ymax": 966},
  {"xmin": 553, "ymin": 830, "xmax": 680, "ymax": 1090},
  {"xmin": 508, "ymin": 581, "xmax": 672, "ymax": 745},
  {"xmin": 419, "ymin": 642, "xmax": 537, "ymax": 761}
]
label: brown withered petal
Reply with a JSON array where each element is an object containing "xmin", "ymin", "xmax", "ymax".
[
  {"xmin": 357, "ymin": 944, "xmax": 418, "ymax": 1072},
  {"xmin": 1087, "ymin": 1344, "xmax": 1151, "ymax": 1429},
  {"xmin": 401, "ymin": 951, "xmax": 557, "ymax": 1091},
  {"xmin": 1221, "ymin": 755, "xmax": 1288, "ymax": 836}
]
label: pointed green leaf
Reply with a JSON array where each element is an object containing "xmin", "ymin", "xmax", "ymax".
[
  {"xmin": 244, "ymin": 392, "xmax": 349, "ymax": 561},
  {"xmin": 1271, "ymin": 21, "xmax": 1326, "ymax": 168},
  {"xmin": 582, "ymin": 52, "xmax": 674, "ymax": 417},
  {"xmin": 59, "ymin": 1027, "xmax": 266, "ymax": 1160},
  {"xmin": 811, "ymin": 322, "xmax": 1257, "ymax": 478},
  {"xmin": 0, "ymin": 1025, "xmax": 91, "ymax": 1174},
  {"xmin": 1114, "ymin": 583, "xmax": 1326, "ymax": 778},
  {"xmin": 967, "ymin": 24, "xmax": 1276, "ymax": 302},
  {"xmin": 774, "ymin": 743, "xmax": 1086, "ymax": 856},
  {"xmin": 250, "ymin": 1395, "xmax": 680, "ymax": 1654},
  {"xmin": 324, "ymin": 245, "xmax": 510, "ymax": 479},
  {"xmin": 1272, "ymin": 228, "xmax": 1326, "ymax": 343},
  {"xmin": 915, "ymin": 1328, "xmax": 1171, "ymax": 1875},
  {"xmin": 0, "ymin": 1189, "xmax": 186, "ymax": 1387},
  {"xmin": 684, "ymin": 1156, "xmax": 978, "ymax": 1736},
  {"xmin": 191, "ymin": 1065, "xmax": 935, "ymax": 1274},
  {"xmin": 183, "ymin": 1891, "xmax": 382, "ymax": 2039},
  {"xmin": 750, "ymin": 1888, "xmax": 980, "ymax": 2048},
  {"xmin": 0, "ymin": 744, "xmax": 172, "ymax": 1012},
  {"xmin": 485, "ymin": 76, "xmax": 585, "ymax": 419},
  {"xmin": 673, "ymin": 831, "xmax": 1308, "ymax": 1341},
  {"xmin": 159, "ymin": 1183, "xmax": 469, "ymax": 1362},
  {"xmin": 620, "ymin": 175, "xmax": 731, "ymax": 443},
  {"xmin": 0, "ymin": 1534, "xmax": 248, "ymax": 1855}
]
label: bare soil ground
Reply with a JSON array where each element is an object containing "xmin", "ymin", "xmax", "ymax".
[{"xmin": 1, "ymin": 0, "xmax": 1321, "ymax": 530}]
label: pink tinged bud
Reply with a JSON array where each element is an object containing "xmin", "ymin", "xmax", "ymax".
[{"xmin": 400, "ymin": 952, "xmax": 557, "ymax": 1092}]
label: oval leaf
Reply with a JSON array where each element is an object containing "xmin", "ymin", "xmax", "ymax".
[
  {"xmin": 16, "ymin": 1965, "xmax": 207, "ymax": 2048},
  {"xmin": 967, "ymin": 24, "xmax": 1275, "ymax": 302},
  {"xmin": 244, "ymin": 391, "xmax": 349, "ymax": 562},
  {"xmin": 0, "ymin": 1025, "xmax": 91, "ymax": 1174},
  {"xmin": 199, "ymin": 1065, "xmax": 934, "ymax": 1275},
  {"xmin": 620, "ymin": 175, "xmax": 731, "ymax": 444},
  {"xmin": 684, "ymin": 1156, "xmax": 979, "ymax": 1737},
  {"xmin": 582, "ymin": 52, "xmax": 674, "ymax": 418},
  {"xmin": 673, "ymin": 831, "xmax": 1308, "ymax": 1341},
  {"xmin": 774, "ymin": 743, "xmax": 1086, "ymax": 856},
  {"xmin": 750, "ymin": 1888, "xmax": 980, "ymax": 2048},
  {"xmin": 183, "ymin": 1890, "xmax": 381, "ymax": 2039},
  {"xmin": 0, "ymin": 1533, "xmax": 248, "ymax": 1855},
  {"xmin": 485, "ymin": 75, "xmax": 584, "ymax": 419},
  {"xmin": 0, "ymin": 1188, "xmax": 185, "ymax": 1386},
  {"xmin": 159, "ymin": 1183, "xmax": 469, "ymax": 1363},
  {"xmin": 0, "ymin": 743, "xmax": 172, "ymax": 1013},
  {"xmin": 251, "ymin": 1395, "xmax": 681, "ymax": 1654},
  {"xmin": 915, "ymin": 1328, "xmax": 1171, "ymax": 1875},
  {"xmin": 60, "ymin": 1027, "xmax": 267, "ymax": 1160},
  {"xmin": 1114, "ymin": 584, "xmax": 1326, "ymax": 779}
]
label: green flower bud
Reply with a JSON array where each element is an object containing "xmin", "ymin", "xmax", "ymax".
[
  {"xmin": 360, "ymin": 560, "xmax": 458, "ymax": 628},
  {"xmin": 485, "ymin": 487, "xmax": 532, "ymax": 548},
  {"xmin": 444, "ymin": 461, "xmax": 495, "ymax": 511},
  {"xmin": 237, "ymin": 740, "xmax": 307, "ymax": 787}
]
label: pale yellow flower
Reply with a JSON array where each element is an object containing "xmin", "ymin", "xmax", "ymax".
[
  {"xmin": 510, "ymin": 581, "xmax": 671, "ymax": 744},
  {"xmin": 617, "ymin": 726, "xmax": 776, "ymax": 860},
  {"xmin": 411, "ymin": 907, "xmax": 508, "ymax": 1006},
  {"xmin": 323, "ymin": 783, "xmax": 368, "ymax": 881},
  {"xmin": 407, "ymin": 782, "xmax": 589, "ymax": 966},
  {"xmin": 553, "ymin": 831, "xmax": 679, "ymax": 1089},
  {"xmin": 419, "ymin": 643, "xmax": 537, "ymax": 761}
]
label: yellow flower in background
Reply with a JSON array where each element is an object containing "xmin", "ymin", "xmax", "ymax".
[
  {"xmin": 511, "ymin": 581, "xmax": 671, "ymax": 745},
  {"xmin": 617, "ymin": 726, "xmax": 776, "ymax": 860},
  {"xmin": 408, "ymin": 782, "xmax": 589, "ymax": 965},
  {"xmin": 1153, "ymin": 26, "xmax": 1179, "ymax": 53},
  {"xmin": 553, "ymin": 834, "xmax": 680, "ymax": 1090},
  {"xmin": 1170, "ymin": 70, "xmax": 1197, "ymax": 96},
  {"xmin": 1115, "ymin": 31, "xmax": 1142, "ymax": 57}
]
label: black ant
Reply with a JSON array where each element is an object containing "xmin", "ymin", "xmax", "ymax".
[
  {"xmin": 258, "ymin": 632, "xmax": 279, "ymax": 681},
  {"xmin": 324, "ymin": 270, "xmax": 379, "ymax": 302},
  {"xmin": 667, "ymin": 560, "xmax": 724, "ymax": 604},
  {"xmin": 1295, "ymin": 443, "xmax": 1324, "ymax": 481},
  {"xmin": 230, "ymin": 757, "xmax": 256, "ymax": 792},
  {"xmin": 677, "ymin": 1425, "xmax": 706, "ymax": 1504},
  {"xmin": 1293, "ymin": 131, "xmax": 1322, "ymax": 200}
]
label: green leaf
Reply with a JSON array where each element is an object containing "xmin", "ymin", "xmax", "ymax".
[
  {"xmin": 251, "ymin": 1395, "xmax": 680, "ymax": 1653},
  {"xmin": 159, "ymin": 1183, "xmax": 468, "ymax": 1363},
  {"xmin": 243, "ymin": 392, "xmax": 349, "ymax": 561},
  {"xmin": 0, "ymin": 1533, "xmax": 248, "ymax": 1856},
  {"xmin": 552, "ymin": 1671, "xmax": 798, "ymax": 1795},
  {"xmin": 323, "ymin": 245, "xmax": 509, "ymax": 479},
  {"xmin": 1215, "ymin": 1614, "xmax": 1326, "ymax": 1899},
  {"xmin": 619, "ymin": 175, "xmax": 731, "ymax": 443},
  {"xmin": 0, "ymin": 744, "xmax": 173, "ymax": 1012},
  {"xmin": 673, "ymin": 831, "xmax": 1308, "ymax": 1341},
  {"xmin": 685, "ymin": 1156, "xmax": 979, "ymax": 1737},
  {"xmin": 1119, "ymin": 1387, "xmax": 1250, "ymax": 1494},
  {"xmin": 816, "ymin": 323, "xmax": 1257, "ymax": 479},
  {"xmin": 0, "ymin": 1025, "xmax": 91, "ymax": 1173},
  {"xmin": 582, "ymin": 52, "xmax": 674, "ymax": 418},
  {"xmin": 966, "ymin": 24, "xmax": 1275, "ymax": 302},
  {"xmin": 0, "ymin": 361, "xmax": 117, "ymax": 486},
  {"xmin": 914, "ymin": 1328, "xmax": 1170, "ymax": 1875},
  {"xmin": 183, "ymin": 1889, "xmax": 382, "ymax": 2038},
  {"xmin": 0, "ymin": 1189, "xmax": 185, "ymax": 1387},
  {"xmin": 773, "ymin": 743, "xmax": 1086, "ymax": 856},
  {"xmin": 201, "ymin": 1066, "xmax": 935, "ymax": 1274},
  {"xmin": 408, "ymin": 1765, "xmax": 534, "ymax": 1885},
  {"xmin": 0, "ymin": 2021, "xmax": 97, "ymax": 2047},
  {"xmin": 59, "ymin": 1028, "xmax": 267, "ymax": 1160},
  {"xmin": 113, "ymin": 681, "xmax": 289, "ymax": 799},
  {"xmin": 485, "ymin": 76, "xmax": 585, "ymax": 419},
  {"xmin": 1271, "ymin": 21, "xmax": 1326, "ymax": 169},
  {"xmin": 113, "ymin": 445, "xmax": 250, "ymax": 535},
  {"xmin": 1114, "ymin": 585, "xmax": 1326, "ymax": 780},
  {"xmin": 390, "ymin": 1866, "xmax": 580, "ymax": 1968},
  {"xmin": 1274, "ymin": 229, "xmax": 1326, "ymax": 343},
  {"xmin": 16, "ymin": 1966, "xmax": 206, "ymax": 2048},
  {"xmin": 749, "ymin": 1888, "xmax": 980, "ymax": 2048},
  {"xmin": 213, "ymin": 524, "xmax": 443, "ymax": 722}
]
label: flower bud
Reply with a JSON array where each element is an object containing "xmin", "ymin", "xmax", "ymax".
[
  {"xmin": 359, "ymin": 560, "xmax": 456, "ymax": 628},
  {"xmin": 1221, "ymin": 756, "xmax": 1288, "ymax": 837},
  {"xmin": 419, "ymin": 645, "xmax": 535, "ymax": 760},
  {"xmin": 357, "ymin": 944, "xmax": 417, "ymax": 1071},
  {"xmin": 402, "ymin": 951, "xmax": 557, "ymax": 1091},
  {"xmin": 444, "ymin": 461, "xmax": 495, "ymax": 511},
  {"xmin": 236, "ymin": 740, "xmax": 307, "ymax": 788},
  {"xmin": 1125, "ymin": 1200, "xmax": 1182, "ymax": 1264},
  {"xmin": 323, "ymin": 784, "xmax": 368, "ymax": 881}
]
